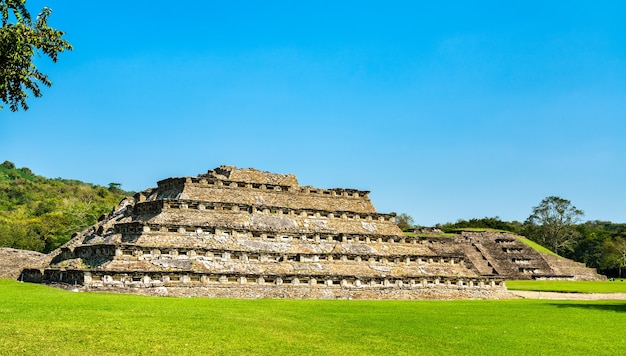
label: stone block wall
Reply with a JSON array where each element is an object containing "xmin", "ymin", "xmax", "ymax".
[{"xmin": 30, "ymin": 166, "xmax": 520, "ymax": 299}]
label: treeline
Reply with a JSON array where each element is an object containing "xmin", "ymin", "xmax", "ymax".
[
  {"xmin": 434, "ymin": 217, "xmax": 626, "ymax": 278},
  {"xmin": 0, "ymin": 161, "xmax": 131, "ymax": 252},
  {"xmin": 436, "ymin": 217, "xmax": 524, "ymax": 234}
]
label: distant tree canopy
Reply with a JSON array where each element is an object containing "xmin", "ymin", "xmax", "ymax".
[
  {"xmin": 573, "ymin": 221, "xmax": 626, "ymax": 278},
  {"xmin": 524, "ymin": 196, "xmax": 584, "ymax": 256},
  {"xmin": 606, "ymin": 236, "xmax": 626, "ymax": 277},
  {"xmin": 438, "ymin": 217, "xmax": 523, "ymax": 234},
  {"xmin": 108, "ymin": 182, "xmax": 124, "ymax": 194},
  {"xmin": 0, "ymin": 0, "xmax": 72, "ymax": 111},
  {"xmin": 1, "ymin": 160, "xmax": 15, "ymax": 169},
  {"xmin": 393, "ymin": 213, "xmax": 415, "ymax": 231},
  {"xmin": 0, "ymin": 161, "xmax": 130, "ymax": 252}
]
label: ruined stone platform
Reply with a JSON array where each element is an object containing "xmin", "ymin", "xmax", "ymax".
[{"xmin": 20, "ymin": 166, "xmax": 600, "ymax": 299}]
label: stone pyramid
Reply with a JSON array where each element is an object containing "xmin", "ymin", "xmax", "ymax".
[{"xmin": 23, "ymin": 166, "xmax": 514, "ymax": 299}]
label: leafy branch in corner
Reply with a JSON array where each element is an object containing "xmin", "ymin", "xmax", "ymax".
[{"xmin": 0, "ymin": 0, "xmax": 72, "ymax": 111}]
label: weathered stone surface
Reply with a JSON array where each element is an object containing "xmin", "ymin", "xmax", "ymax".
[
  {"xmin": 0, "ymin": 248, "xmax": 50, "ymax": 279},
  {"xmin": 70, "ymin": 283, "xmax": 515, "ymax": 300},
  {"xmin": 9, "ymin": 165, "xmax": 601, "ymax": 299},
  {"xmin": 450, "ymin": 232, "xmax": 604, "ymax": 280}
]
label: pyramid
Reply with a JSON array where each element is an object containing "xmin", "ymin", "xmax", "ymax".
[{"xmin": 23, "ymin": 166, "xmax": 515, "ymax": 299}]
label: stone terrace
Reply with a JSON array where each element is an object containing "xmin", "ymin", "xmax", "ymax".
[
  {"xmin": 21, "ymin": 166, "xmax": 601, "ymax": 299},
  {"xmin": 23, "ymin": 166, "xmax": 512, "ymax": 299}
]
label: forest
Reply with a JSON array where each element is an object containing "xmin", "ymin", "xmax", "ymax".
[
  {"xmin": 1, "ymin": 160, "xmax": 624, "ymax": 277},
  {"xmin": 0, "ymin": 161, "xmax": 130, "ymax": 252}
]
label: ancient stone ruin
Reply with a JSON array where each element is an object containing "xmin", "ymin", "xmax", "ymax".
[{"xmin": 20, "ymin": 166, "xmax": 601, "ymax": 299}]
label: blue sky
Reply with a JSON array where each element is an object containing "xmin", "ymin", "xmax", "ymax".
[{"xmin": 1, "ymin": 1, "xmax": 625, "ymax": 225}]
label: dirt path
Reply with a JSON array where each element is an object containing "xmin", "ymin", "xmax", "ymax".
[{"xmin": 510, "ymin": 290, "xmax": 626, "ymax": 300}]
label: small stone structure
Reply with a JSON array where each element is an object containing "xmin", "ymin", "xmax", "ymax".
[
  {"xmin": 426, "ymin": 231, "xmax": 602, "ymax": 281},
  {"xmin": 0, "ymin": 248, "xmax": 50, "ymax": 279},
  {"xmin": 19, "ymin": 166, "xmax": 601, "ymax": 299}
]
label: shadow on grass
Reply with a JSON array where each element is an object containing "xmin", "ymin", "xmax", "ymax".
[{"xmin": 549, "ymin": 302, "xmax": 626, "ymax": 313}]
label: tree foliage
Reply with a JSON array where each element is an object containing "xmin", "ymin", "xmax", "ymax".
[
  {"xmin": 524, "ymin": 196, "xmax": 584, "ymax": 255},
  {"xmin": 602, "ymin": 235, "xmax": 626, "ymax": 277},
  {"xmin": 393, "ymin": 212, "xmax": 415, "ymax": 231},
  {"xmin": 0, "ymin": 0, "xmax": 72, "ymax": 111},
  {"xmin": 0, "ymin": 161, "xmax": 130, "ymax": 252},
  {"xmin": 438, "ymin": 216, "xmax": 523, "ymax": 234}
]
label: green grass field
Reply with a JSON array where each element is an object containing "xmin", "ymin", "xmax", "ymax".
[
  {"xmin": 507, "ymin": 279, "xmax": 626, "ymax": 293},
  {"xmin": 515, "ymin": 237, "xmax": 560, "ymax": 256},
  {"xmin": 1, "ymin": 280, "xmax": 625, "ymax": 355}
]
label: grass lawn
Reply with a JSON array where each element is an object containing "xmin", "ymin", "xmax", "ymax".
[
  {"xmin": 515, "ymin": 237, "xmax": 559, "ymax": 256},
  {"xmin": 1, "ymin": 280, "xmax": 626, "ymax": 355},
  {"xmin": 507, "ymin": 279, "xmax": 626, "ymax": 294}
]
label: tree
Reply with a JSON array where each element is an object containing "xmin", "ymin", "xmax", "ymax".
[
  {"xmin": 438, "ymin": 216, "xmax": 523, "ymax": 234},
  {"xmin": 108, "ymin": 182, "xmax": 124, "ymax": 194},
  {"xmin": 604, "ymin": 236, "xmax": 626, "ymax": 277},
  {"xmin": 524, "ymin": 196, "xmax": 584, "ymax": 255},
  {"xmin": 1, "ymin": 0, "xmax": 72, "ymax": 111},
  {"xmin": 1, "ymin": 160, "xmax": 15, "ymax": 169},
  {"xmin": 394, "ymin": 213, "xmax": 415, "ymax": 231}
]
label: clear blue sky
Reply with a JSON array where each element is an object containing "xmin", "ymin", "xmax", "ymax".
[{"xmin": 1, "ymin": 1, "xmax": 625, "ymax": 225}]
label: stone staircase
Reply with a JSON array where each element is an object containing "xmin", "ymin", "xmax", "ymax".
[
  {"xmin": 455, "ymin": 232, "xmax": 603, "ymax": 280},
  {"xmin": 463, "ymin": 243, "xmax": 496, "ymax": 276}
]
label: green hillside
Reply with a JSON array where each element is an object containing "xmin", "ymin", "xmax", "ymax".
[{"xmin": 0, "ymin": 161, "xmax": 131, "ymax": 252}]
